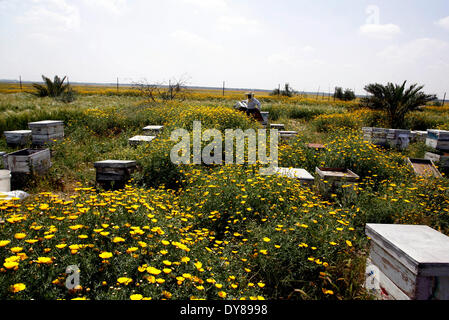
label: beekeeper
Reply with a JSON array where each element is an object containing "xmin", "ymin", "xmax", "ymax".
[{"xmin": 236, "ymin": 92, "xmax": 263, "ymax": 122}]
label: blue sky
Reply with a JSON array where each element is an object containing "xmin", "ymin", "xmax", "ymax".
[{"xmin": 0, "ymin": 0, "xmax": 448, "ymax": 97}]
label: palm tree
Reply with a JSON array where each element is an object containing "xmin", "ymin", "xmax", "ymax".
[
  {"xmin": 32, "ymin": 75, "xmax": 70, "ymax": 98},
  {"xmin": 361, "ymin": 81, "xmax": 436, "ymax": 128}
]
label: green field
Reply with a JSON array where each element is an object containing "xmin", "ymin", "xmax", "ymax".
[{"xmin": 1, "ymin": 89, "xmax": 449, "ymax": 300}]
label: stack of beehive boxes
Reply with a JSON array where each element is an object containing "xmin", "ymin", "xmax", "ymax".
[
  {"xmin": 386, "ymin": 129, "xmax": 411, "ymax": 148},
  {"xmin": 410, "ymin": 131, "xmax": 428, "ymax": 143},
  {"xmin": 362, "ymin": 127, "xmax": 388, "ymax": 146},
  {"xmin": 363, "ymin": 127, "xmax": 412, "ymax": 148},
  {"xmin": 426, "ymin": 130, "xmax": 449, "ymax": 151}
]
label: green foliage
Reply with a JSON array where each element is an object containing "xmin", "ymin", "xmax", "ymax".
[
  {"xmin": 334, "ymin": 87, "xmax": 356, "ymax": 101},
  {"xmin": 361, "ymin": 81, "xmax": 436, "ymax": 128},
  {"xmin": 32, "ymin": 75, "xmax": 76, "ymax": 103},
  {"xmin": 343, "ymin": 89, "xmax": 356, "ymax": 101},
  {"xmin": 334, "ymin": 87, "xmax": 344, "ymax": 100}
]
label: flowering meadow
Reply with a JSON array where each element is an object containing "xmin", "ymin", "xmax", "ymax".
[{"xmin": 1, "ymin": 92, "xmax": 448, "ymax": 300}]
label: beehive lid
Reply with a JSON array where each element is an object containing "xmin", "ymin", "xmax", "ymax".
[
  {"xmin": 407, "ymin": 158, "xmax": 442, "ymax": 178},
  {"xmin": 7, "ymin": 148, "xmax": 48, "ymax": 156},
  {"xmin": 94, "ymin": 160, "xmax": 137, "ymax": 168},
  {"xmin": 143, "ymin": 125, "xmax": 164, "ymax": 131},
  {"xmin": 366, "ymin": 224, "xmax": 449, "ymax": 276},
  {"xmin": 4, "ymin": 130, "xmax": 32, "ymax": 134},
  {"xmin": 129, "ymin": 135, "xmax": 156, "ymax": 142},
  {"xmin": 307, "ymin": 143, "xmax": 325, "ymax": 149},
  {"xmin": 28, "ymin": 120, "xmax": 64, "ymax": 127},
  {"xmin": 279, "ymin": 131, "xmax": 298, "ymax": 135},
  {"xmin": 274, "ymin": 167, "xmax": 314, "ymax": 181},
  {"xmin": 315, "ymin": 167, "xmax": 359, "ymax": 180}
]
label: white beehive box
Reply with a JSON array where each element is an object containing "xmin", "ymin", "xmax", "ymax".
[
  {"xmin": 28, "ymin": 120, "xmax": 64, "ymax": 145},
  {"xmin": 4, "ymin": 130, "xmax": 32, "ymax": 146},
  {"xmin": 366, "ymin": 224, "xmax": 449, "ymax": 300},
  {"xmin": 143, "ymin": 125, "xmax": 164, "ymax": 136},
  {"xmin": 362, "ymin": 127, "xmax": 388, "ymax": 146},
  {"xmin": 129, "ymin": 135, "xmax": 156, "ymax": 146},
  {"xmin": 426, "ymin": 129, "xmax": 449, "ymax": 151},
  {"xmin": 273, "ymin": 167, "xmax": 314, "ymax": 185}
]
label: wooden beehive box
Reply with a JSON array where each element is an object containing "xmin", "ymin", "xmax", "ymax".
[
  {"xmin": 94, "ymin": 160, "xmax": 137, "ymax": 189},
  {"xmin": 407, "ymin": 158, "xmax": 442, "ymax": 178},
  {"xmin": 3, "ymin": 148, "xmax": 51, "ymax": 174},
  {"xmin": 424, "ymin": 152, "xmax": 449, "ymax": 168},
  {"xmin": 28, "ymin": 120, "xmax": 64, "ymax": 145},
  {"xmin": 129, "ymin": 135, "xmax": 156, "ymax": 146},
  {"xmin": 4, "ymin": 130, "xmax": 32, "ymax": 146},
  {"xmin": 366, "ymin": 224, "xmax": 449, "ymax": 300},
  {"xmin": 143, "ymin": 125, "xmax": 164, "ymax": 136},
  {"xmin": 273, "ymin": 167, "xmax": 315, "ymax": 185}
]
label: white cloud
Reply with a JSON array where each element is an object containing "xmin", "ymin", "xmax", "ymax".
[
  {"xmin": 182, "ymin": 0, "xmax": 227, "ymax": 10},
  {"xmin": 359, "ymin": 23, "xmax": 401, "ymax": 39},
  {"xmin": 217, "ymin": 15, "xmax": 259, "ymax": 32},
  {"xmin": 16, "ymin": 0, "xmax": 80, "ymax": 31},
  {"xmin": 436, "ymin": 16, "xmax": 449, "ymax": 31},
  {"xmin": 378, "ymin": 38, "xmax": 449, "ymax": 64},
  {"xmin": 170, "ymin": 30, "xmax": 222, "ymax": 51},
  {"xmin": 267, "ymin": 45, "xmax": 323, "ymax": 68},
  {"xmin": 82, "ymin": 0, "xmax": 128, "ymax": 15}
]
